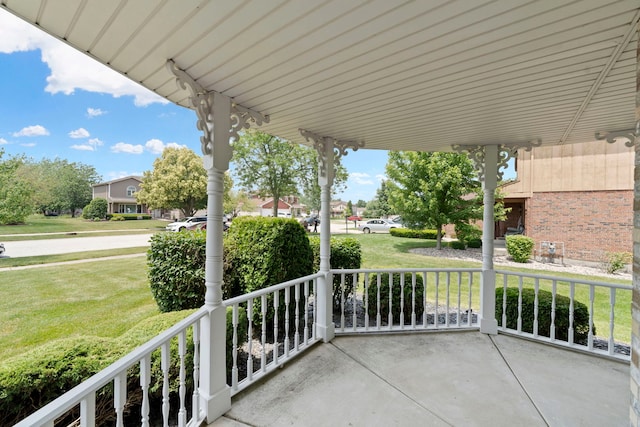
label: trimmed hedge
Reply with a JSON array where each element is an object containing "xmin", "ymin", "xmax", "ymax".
[
  {"xmin": 82, "ymin": 198, "xmax": 108, "ymax": 220},
  {"xmin": 0, "ymin": 308, "xmax": 246, "ymax": 426},
  {"xmin": 365, "ymin": 272, "xmax": 424, "ymax": 324},
  {"xmin": 505, "ymin": 235, "xmax": 534, "ymax": 263},
  {"xmin": 389, "ymin": 228, "xmax": 440, "ymax": 239},
  {"xmin": 308, "ymin": 236, "xmax": 362, "ymax": 307},
  {"xmin": 107, "ymin": 213, "xmax": 152, "ymax": 220},
  {"xmin": 496, "ymin": 287, "xmax": 594, "ymax": 344},
  {"xmin": 148, "ymin": 231, "xmax": 207, "ymax": 312},
  {"xmin": 450, "ymin": 240, "xmax": 466, "ymax": 250}
]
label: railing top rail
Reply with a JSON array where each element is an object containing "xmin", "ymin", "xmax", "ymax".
[
  {"xmin": 331, "ymin": 268, "xmax": 483, "ymax": 274},
  {"xmin": 496, "ymin": 269, "xmax": 632, "ymax": 290},
  {"xmin": 14, "ymin": 307, "xmax": 210, "ymax": 427},
  {"xmin": 224, "ymin": 272, "xmax": 324, "ymax": 306}
]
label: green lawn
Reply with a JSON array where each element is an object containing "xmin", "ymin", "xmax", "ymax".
[
  {"xmin": 0, "ymin": 214, "xmax": 167, "ymax": 237},
  {"xmin": 0, "ymin": 232, "xmax": 632, "ymax": 362}
]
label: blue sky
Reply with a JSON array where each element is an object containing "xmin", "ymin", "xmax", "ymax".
[{"xmin": 0, "ymin": 9, "xmax": 388, "ymax": 204}]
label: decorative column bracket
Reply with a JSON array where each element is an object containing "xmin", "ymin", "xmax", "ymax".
[
  {"xmin": 452, "ymin": 139, "xmax": 542, "ymax": 181},
  {"xmin": 595, "ymin": 122, "xmax": 639, "ymax": 147},
  {"xmin": 166, "ymin": 60, "xmax": 269, "ymax": 159},
  {"xmin": 299, "ymin": 128, "xmax": 364, "ymax": 184}
]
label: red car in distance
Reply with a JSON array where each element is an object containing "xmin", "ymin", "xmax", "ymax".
[{"xmin": 347, "ymin": 215, "xmax": 362, "ymax": 221}]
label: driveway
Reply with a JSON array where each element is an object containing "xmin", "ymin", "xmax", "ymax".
[{"xmin": 0, "ymin": 234, "xmax": 154, "ymax": 258}]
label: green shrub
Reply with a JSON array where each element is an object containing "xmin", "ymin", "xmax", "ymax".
[
  {"xmin": 148, "ymin": 231, "xmax": 207, "ymax": 312},
  {"xmin": 365, "ymin": 272, "xmax": 424, "ymax": 324},
  {"xmin": 82, "ymin": 198, "xmax": 108, "ymax": 220},
  {"xmin": 389, "ymin": 228, "xmax": 440, "ymax": 239},
  {"xmin": 454, "ymin": 222, "xmax": 481, "ymax": 243},
  {"xmin": 496, "ymin": 287, "xmax": 594, "ymax": 344},
  {"xmin": 110, "ymin": 214, "xmax": 126, "ymax": 221},
  {"xmin": 466, "ymin": 238, "xmax": 482, "ymax": 248},
  {"xmin": 309, "ymin": 236, "xmax": 362, "ymax": 307},
  {"xmin": 603, "ymin": 251, "xmax": 632, "ymax": 274},
  {"xmin": 505, "ymin": 235, "xmax": 534, "ymax": 263},
  {"xmin": 450, "ymin": 240, "xmax": 466, "ymax": 250},
  {"xmin": 225, "ymin": 217, "xmax": 314, "ymax": 331}
]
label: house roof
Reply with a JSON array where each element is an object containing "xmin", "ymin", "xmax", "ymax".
[
  {"xmin": 93, "ymin": 175, "xmax": 142, "ymax": 187},
  {"xmin": 259, "ymin": 198, "xmax": 292, "ymax": 210},
  {"xmin": 2, "ymin": 2, "xmax": 638, "ymax": 154}
]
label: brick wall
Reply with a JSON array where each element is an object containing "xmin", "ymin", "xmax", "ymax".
[{"xmin": 526, "ymin": 190, "xmax": 633, "ymax": 262}]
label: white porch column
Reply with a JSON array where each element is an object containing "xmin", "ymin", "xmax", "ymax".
[
  {"xmin": 168, "ymin": 61, "xmax": 268, "ymax": 423},
  {"xmin": 300, "ymin": 129, "xmax": 363, "ymax": 343},
  {"xmin": 480, "ymin": 145, "xmax": 498, "ymax": 335}
]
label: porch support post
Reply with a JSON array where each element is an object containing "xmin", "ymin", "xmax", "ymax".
[
  {"xmin": 480, "ymin": 145, "xmax": 498, "ymax": 335},
  {"xmin": 167, "ymin": 61, "xmax": 268, "ymax": 423},
  {"xmin": 300, "ymin": 129, "xmax": 363, "ymax": 343}
]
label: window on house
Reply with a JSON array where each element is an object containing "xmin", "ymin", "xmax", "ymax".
[{"xmin": 126, "ymin": 186, "xmax": 136, "ymax": 197}]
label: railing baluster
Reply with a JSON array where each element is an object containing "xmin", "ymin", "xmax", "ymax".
[
  {"xmin": 423, "ymin": 271, "xmax": 428, "ymax": 327},
  {"xmin": 161, "ymin": 342, "xmax": 170, "ymax": 427},
  {"xmin": 445, "ymin": 271, "xmax": 450, "ymax": 327},
  {"xmin": 178, "ymin": 331, "xmax": 187, "ymax": 427},
  {"xmin": 340, "ymin": 273, "xmax": 345, "ymax": 331},
  {"xmin": 533, "ymin": 278, "xmax": 539, "ymax": 337},
  {"xmin": 273, "ymin": 290, "xmax": 279, "ymax": 367},
  {"xmin": 191, "ymin": 320, "xmax": 201, "ymax": 424},
  {"xmin": 501, "ymin": 274, "xmax": 507, "ymax": 331},
  {"xmin": 376, "ymin": 273, "xmax": 381, "ymax": 330},
  {"xmin": 517, "ymin": 276, "xmax": 523, "ymax": 333},
  {"xmin": 411, "ymin": 272, "xmax": 417, "ymax": 329},
  {"xmin": 467, "ymin": 272, "xmax": 473, "ymax": 327},
  {"xmin": 399, "ymin": 273, "xmax": 405, "ymax": 329},
  {"xmin": 284, "ymin": 287, "xmax": 290, "ymax": 359},
  {"xmin": 294, "ymin": 284, "xmax": 300, "ymax": 351},
  {"xmin": 568, "ymin": 282, "xmax": 575, "ymax": 345},
  {"xmin": 609, "ymin": 288, "xmax": 616, "ymax": 356},
  {"xmin": 550, "ymin": 280, "xmax": 557, "ymax": 341},
  {"xmin": 140, "ymin": 355, "xmax": 151, "ymax": 427},
  {"xmin": 261, "ymin": 294, "xmax": 267, "ymax": 372},
  {"xmin": 114, "ymin": 372, "xmax": 127, "ymax": 427},
  {"xmin": 304, "ymin": 280, "xmax": 310, "ymax": 344},
  {"xmin": 312, "ymin": 279, "xmax": 318, "ymax": 341},
  {"xmin": 352, "ymin": 272, "xmax": 358, "ymax": 332},
  {"xmin": 456, "ymin": 272, "xmax": 462, "ymax": 327},
  {"xmin": 588, "ymin": 285, "xmax": 595, "ymax": 350},
  {"xmin": 434, "ymin": 272, "xmax": 440, "ymax": 328},
  {"xmin": 80, "ymin": 391, "xmax": 95, "ymax": 427},
  {"xmin": 388, "ymin": 272, "xmax": 393, "ymax": 329},
  {"xmin": 364, "ymin": 273, "xmax": 369, "ymax": 331},
  {"xmin": 247, "ymin": 299, "xmax": 254, "ymax": 381},
  {"xmin": 231, "ymin": 305, "xmax": 239, "ymax": 390}
]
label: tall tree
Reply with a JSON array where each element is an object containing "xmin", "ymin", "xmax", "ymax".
[
  {"xmin": 136, "ymin": 147, "xmax": 207, "ymax": 218},
  {"xmin": 233, "ymin": 130, "xmax": 341, "ymax": 217},
  {"xmin": 0, "ymin": 150, "xmax": 33, "ymax": 224},
  {"xmin": 385, "ymin": 151, "xmax": 481, "ymax": 249},
  {"xmin": 364, "ymin": 181, "xmax": 394, "ymax": 219},
  {"xmin": 356, "ymin": 199, "xmax": 367, "ymax": 208}
]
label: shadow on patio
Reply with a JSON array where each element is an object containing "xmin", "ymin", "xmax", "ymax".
[{"xmin": 212, "ymin": 332, "xmax": 627, "ymax": 427}]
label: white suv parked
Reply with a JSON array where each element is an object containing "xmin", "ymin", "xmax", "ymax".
[{"xmin": 165, "ymin": 216, "xmax": 207, "ymax": 232}]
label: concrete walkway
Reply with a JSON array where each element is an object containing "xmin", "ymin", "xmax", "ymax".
[{"xmin": 211, "ymin": 332, "xmax": 628, "ymax": 427}]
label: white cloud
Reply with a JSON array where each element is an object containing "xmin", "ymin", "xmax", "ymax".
[
  {"xmin": 87, "ymin": 108, "xmax": 105, "ymax": 118},
  {"xmin": 70, "ymin": 144, "xmax": 94, "ymax": 151},
  {"xmin": 107, "ymin": 170, "xmax": 143, "ymax": 180},
  {"xmin": 0, "ymin": 10, "xmax": 168, "ymax": 107},
  {"xmin": 13, "ymin": 125, "xmax": 49, "ymax": 137},
  {"xmin": 0, "ymin": 138, "xmax": 7, "ymax": 145},
  {"xmin": 69, "ymin": 128, "xmax": 90, "ymax": 138},
  {"xmin": 20, "ymin": 142, "xmax": 36, "ymax": 147},
  {"xmin": 375, "ymin": 174, "xmax": 387, "ymax": 182},
  {"xmin": 349, "ymin": 172, "xmax": 374, "ymax": 185},
  {"xmin": 111, "ymin": 142, "xmax": 144, "ymax": 154},
  {"xmin": 145, "ymin": 138, "xmax": 185, "ymax": 154}
]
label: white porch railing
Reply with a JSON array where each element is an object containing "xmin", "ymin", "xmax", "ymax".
[
  {"xmin": 14, "ymin": 308, "xmax": 210, "ymax": 427},
  {"xmin": 224, "ymin": 273, "xmax": 322, "ymax": 396},
  {"xmin": 495, "ymin": 270, "xmax": 632, "ymax": 361},
  {"xmin": 331, "ymin": 268, "xmax": 482, "ymax": 333}
]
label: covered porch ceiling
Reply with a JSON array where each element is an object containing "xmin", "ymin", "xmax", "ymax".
[{"xmin": 2, "ymin": 0, "xmax": 638, "ymax": 153}]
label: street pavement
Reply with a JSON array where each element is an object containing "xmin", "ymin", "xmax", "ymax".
[{"xmin": 0, "ymin": 234, "xmax": 154, "ymax": 258}]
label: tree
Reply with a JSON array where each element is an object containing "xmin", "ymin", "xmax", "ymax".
[
  {"xmin": 385, "ymin": 151, "xmax": 481, "ymax": 249},
  {"xmin": 364, "ymin": 181, "xmax": 393, "ymax": 219},
  {"xmin": 233, "ymin": 130, "xmax": 348, "ymax": 217},
  {"xmin": 0, "ymin": 150, "xmax": 32, "ymax": 224},
  {"xmin": 346, "ymin": 200, "xmax": 353, "ymax": 217},
  {"xmin": 136, "ymin": 147, "xmax": 207, "ymax": 218},
  {"xmin": 356, "ymin": 200, "xmax": 367, "ymax": 208}
]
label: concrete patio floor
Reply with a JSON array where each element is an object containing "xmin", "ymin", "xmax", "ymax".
[{"xmin": 210, "ymin": 331, "xmax": 628, "ymax": 427}]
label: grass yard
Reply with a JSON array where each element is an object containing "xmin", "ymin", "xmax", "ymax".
[
  {"xmin": 0, "ymin": 214, "xmax": 167, "ymax": 237},
  {"xmin": 0, "ymin": 257, "xmax": 158, "ymax": 360}
]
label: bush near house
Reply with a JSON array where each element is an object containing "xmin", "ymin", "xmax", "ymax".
[
  {"xmin": 0, "ymin": 308, "xmax": 250, "ymax": 426},
  {"xmin": 496, "ymin": 287, "xmax": 594, "ymax": 344},
  {"xmin": 82, "ymin": 197, "xmax": 108, "ymax": 220},
  {"xmin": 454, "ymin": 222, "xmax": 482, "ymax": 244},
  {"xmin": 108, "ymin": 213, "xmax": 152, "ymax": 220},
  {"xmin": 308, "ymin": 236, "xmax": 362, "ymax": 307},
  {"xmin": 365, "ymin": 272, "xmax": 425, "ymax": 325},
  {"xmin": 450, "ymin": 240, "xmax": 466, "ymax": 250},
  {"xmin": 505, "ymin": 235, "xmax": 535, "ymax": 263},
  {"xmin": 389, "ymin": 228, "xmax": 440, "ymax": 239}
]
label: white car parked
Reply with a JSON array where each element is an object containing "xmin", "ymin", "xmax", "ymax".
[
  {"xmin": 165, "ymin": 216, "xmax": 208, "ymax": 232},
  {"xmin": 357, "ymin": 219, "xmax": 399, "ymax": 233}
]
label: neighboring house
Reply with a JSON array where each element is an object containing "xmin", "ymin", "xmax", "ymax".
[
  {"xmin": 500, "ymin": 140, "xmax": 634, "ymax": 262},
  {"xmin": 330, "ymin": 200, "xmax": 347, "ymax": 217},
  {"xmin": 248, "ymin": 195, "xmax": 306, "ymax": 218},
  {"xmin": 92, "ymin": 176, "xmax": 147, "ymax": 215}
]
